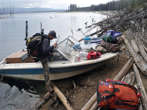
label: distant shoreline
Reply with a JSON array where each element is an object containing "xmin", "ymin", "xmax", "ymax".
[
  {"xmin": 0, "ymin": 11, "xmax": 108, "ymax": 16},
  {"xmin": 0, "ymin": 11, "xmax": 66, "ymax": 15},
  {"xmin": 0, "ymin": 11, "xmax": 111, "ymax": 20}
]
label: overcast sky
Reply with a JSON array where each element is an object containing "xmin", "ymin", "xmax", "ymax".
[{"xmin": 0, "ymin": 0, "xmax": 116, "ymax": 9}]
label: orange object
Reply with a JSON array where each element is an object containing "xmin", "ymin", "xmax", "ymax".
[{"xmin": 97, "ymin": 80, "xmax": 140, "ymax": 109}]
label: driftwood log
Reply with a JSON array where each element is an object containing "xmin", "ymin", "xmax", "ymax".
[
  {"xmin": 122, "ymin": 35, "xmax": 147, "ymax": 76},
  {"xmin": 133, "ymin": 64, "xmax": 147, "ymax": 110},
  {"xmin": 35, "ymin": 84, "xmax": 73, "ymax": 110},
  {"xmin": 85, "ymin": 7, "xmax": 147, "ymax": 37},
  {"xmin": 81, "ymin": 58, "xmax": 133, "ymax": 110},
  {"xmin": 53, "ymin": 85, "xmax": 74, "ymax": 110}
]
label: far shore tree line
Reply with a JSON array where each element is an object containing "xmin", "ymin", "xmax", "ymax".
[{"xmin": 69, "ymin": 0, "xmax": 147, "ymax": 11}]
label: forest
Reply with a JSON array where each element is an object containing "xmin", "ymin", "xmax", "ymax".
[
  {"xmin": 69, "ymin": 0, "xmax": 147, "ymax": 11},
  {"xmin": 91, "ymin": 0, "xmax": 147, "ymax": 11}
]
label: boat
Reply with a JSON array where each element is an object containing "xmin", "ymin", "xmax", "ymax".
[
  {"xmin": 0, "ymin": 37, "xmax": 117, "ymax": 81},
  {"xmin": 0, "ymin": 51, "xmax": 117, "ymax": 80},
  {"xmin": 0, "ymin": 50, "xmax": 117, "ymax": 81}
]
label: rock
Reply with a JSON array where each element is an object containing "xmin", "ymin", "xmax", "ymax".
[{"xmin": 0, "ymin": 82, "xmax": 40, "ymax": 110}]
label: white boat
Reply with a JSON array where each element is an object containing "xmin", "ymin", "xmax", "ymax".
[
  {"xmin": 0, "ymin": 38, "xmax": 117, "ymax": 81},
  {"xmin": 0, "ymin": 51, "xmax": 117, "ymax": 81}
]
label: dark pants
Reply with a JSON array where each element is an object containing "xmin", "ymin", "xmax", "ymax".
[{"xmin": 41, "ymin": 58, "xmax": 52, "ymax": 91}]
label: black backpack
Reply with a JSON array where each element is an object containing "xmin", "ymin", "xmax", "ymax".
[{"xmin": 26, "ymin": 33, "xmax": 43, "ymax": 58}]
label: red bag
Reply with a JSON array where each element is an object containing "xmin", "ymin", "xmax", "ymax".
[
  {"xmin": 87, "ymin": 51, "xmax": 101, "ymax": 60},
  {"xmin": 97, "ymin": 79, "xmax": 140, "ymax": 109}
]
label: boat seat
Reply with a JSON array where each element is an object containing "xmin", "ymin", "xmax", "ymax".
[{"xmin": 6, "ymin": 50, "xmax": 34, "ymax": 63}]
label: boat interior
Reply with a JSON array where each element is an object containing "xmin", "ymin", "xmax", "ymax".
[
  {"xmin": 2, "ymin": 37, "xmax": 117, "ymax": 65},
  {"xmin": 4, "ymin": 37, "xmax": 75, "ymax": 64}
]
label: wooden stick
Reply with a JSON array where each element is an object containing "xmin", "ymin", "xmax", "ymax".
[
  {"xmin": 133, "ymin": 64, "xmax": 147, "ymax": 110},
  {"xmin": 53, "ymin": 85, "xmax": 74, "ymax": 110},
  {"xmin": 81, "ymin": 58, "xmax": 133, "ymax": 110}
]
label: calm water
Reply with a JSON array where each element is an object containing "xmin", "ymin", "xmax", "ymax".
[{"xmin": 0, "ymin": 12, "xmax": 106, "ymax": 60}]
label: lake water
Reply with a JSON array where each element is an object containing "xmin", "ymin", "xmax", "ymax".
[{"xmin": 0, "ymin": 12, "xmax": 106, "ymax": 60}]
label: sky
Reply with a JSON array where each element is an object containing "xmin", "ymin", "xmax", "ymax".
[{"xmin": 0, "ymin": 0, "xmax": 116, "ymax": 9}]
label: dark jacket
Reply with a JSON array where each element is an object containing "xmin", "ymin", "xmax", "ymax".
[{"xmin": 40, "ymin": 34, "xmax": 54, "ymax": 59}]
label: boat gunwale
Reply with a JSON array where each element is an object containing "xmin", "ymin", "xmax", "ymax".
[{"xmin": 0, "ymin": 53, "xmax": 118, "ymax": 69}]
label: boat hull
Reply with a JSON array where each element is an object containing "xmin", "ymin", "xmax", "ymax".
[
  {"xmin": 3, "ymin": 62, "xmax": 102, "ymax": 80},
  {"xmin": 0, "ymin": 53, "xmax": 117, "ymax": 80}
]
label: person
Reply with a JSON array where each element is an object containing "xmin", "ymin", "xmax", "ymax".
[
  {"xmin": 40, "ymin": 30, "xmax": 57, "ymax": 59},
  {"xmin": 26, "ymin": 30, "xmax": 57, "ymax": 91},
  {"xmin": 40, "ymin": 30, "xmax": 57, "ymax": 91},
  {"xmin": 26, "ymin": 30, "xmax": 57, "ymax": 59}
]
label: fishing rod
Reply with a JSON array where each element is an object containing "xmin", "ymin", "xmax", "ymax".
[
  {"xmin": 40, "ymin": 22, "xmax": 44, "ymax": 35},
  {"xmin": 25, "ymin": 20, "xmax": 28, "ymax": 41}
]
